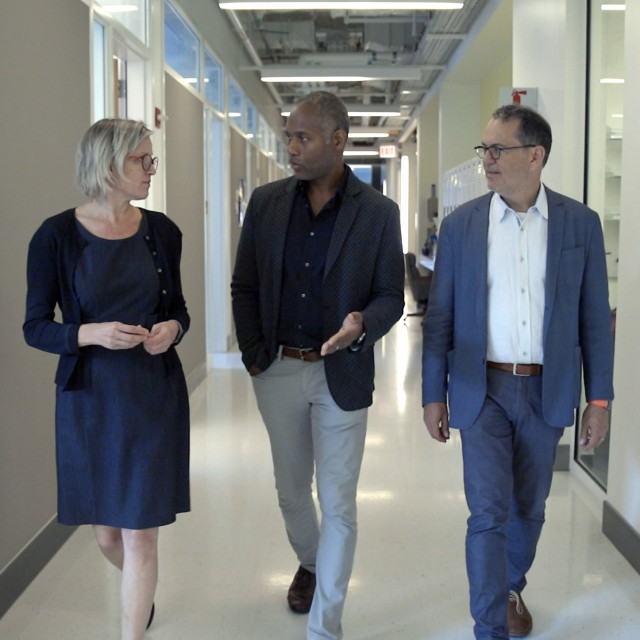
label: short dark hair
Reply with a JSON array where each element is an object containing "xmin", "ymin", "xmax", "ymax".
[
  {"xmin": 492, "ymin": 104, "xmax": 552, "ymax": 166},
  {"xmin": 295, "ymin": 91, "xmax": 350, "ymax": 136}
]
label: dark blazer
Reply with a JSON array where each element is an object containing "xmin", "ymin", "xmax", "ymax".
[
  {"xmin": 24, "ymin": 208, "xmax": 190, "ymax": 391},
  {"xmin": 422, "ymin": 187, "xmax": 614, "ymax": 428},
  {"xmin": 231, "ymin": 168, "xmax": 405, "ymax": 411}
]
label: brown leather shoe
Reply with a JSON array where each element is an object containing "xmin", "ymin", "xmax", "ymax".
[
  {"xmin": 508, "ymin": 590, "xmax": 532, "ymax": 637},
  {"xmin": 287, "ymin": 565, "xmax": 316, "ymax": 614}
]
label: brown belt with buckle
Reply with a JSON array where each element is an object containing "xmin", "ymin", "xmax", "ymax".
[
  {"xmin": 281, "ymin": 346, "xmax": 323, "ymax": 362},
  {"xmin": 487, "ymin": 361, "xmax": 543, "ymax": 376}
]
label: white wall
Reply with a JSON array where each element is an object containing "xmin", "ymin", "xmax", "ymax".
[
  {"xmin": 511, "ymin": 0, "xmax": 588, "ymax": 453},
  {"xmin": 607, "ymin": 0, "xmax": 640, "ymax": 533},
  {"xmin": 512, "ymin": 0, "xmax": 586, "ymax": 199}
]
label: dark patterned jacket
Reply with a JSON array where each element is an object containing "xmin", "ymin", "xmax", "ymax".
[{"xmin": 231, "ymin": 167, "xmax": 405, "ymax": 411}]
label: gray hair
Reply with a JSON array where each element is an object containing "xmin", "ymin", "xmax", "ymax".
[
  {"xmin": 295, "ymin": 91, "xmax": 350, "ymax": 137},
  {"xmin": 75, "ymin": 119, "xmax": 152, "ymax": 200}
]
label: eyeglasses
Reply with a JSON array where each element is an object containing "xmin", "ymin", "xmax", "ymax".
[
  {"xmin": 473, "ymin": 144, "xmax": 536, "ymax": 160},
  {"xmin": 127, "ymin": 154, "xmax": 159, "ymax": 171}
]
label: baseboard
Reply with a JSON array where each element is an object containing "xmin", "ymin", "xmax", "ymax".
[
  {"xmin": 602, "ymin": 500, "xmax": 640, "ymax": 575},
  {"xmin": 186, "ymin": 359, "xmax": 207, "ymax": 394},
  {"xmin": 0, "ymin": 518, "xmax": 76, "ymax": 619},
  {"xmin": 554, "ymin": 443, "xmax": 570, "ymax": 471}
]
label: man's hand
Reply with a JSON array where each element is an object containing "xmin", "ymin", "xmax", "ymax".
[
  {"xmin": 321, "ymin": 311, "xmax": 364, "ymax": 356},
  {"xmin": 579, "ymin": 404, "xmax": 609, "ymax": 451},
  {"xmin": 423, "ymin": 402, "xmax": 450, "ymax": 443}
]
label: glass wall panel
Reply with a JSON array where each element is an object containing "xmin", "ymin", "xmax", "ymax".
[{"xmin": 578, "ymin": 0, "xmax": 625, "ymax": 488}]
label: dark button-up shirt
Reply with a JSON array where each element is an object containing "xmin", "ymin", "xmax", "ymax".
[{"xmin": 276, "ymin": 167, "xmax": 350, "ymax": 348}]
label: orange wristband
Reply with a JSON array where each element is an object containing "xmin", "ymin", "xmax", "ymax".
[{"xmin": 588, "ymin": 400, "xmax": 609, "ymax": 409}]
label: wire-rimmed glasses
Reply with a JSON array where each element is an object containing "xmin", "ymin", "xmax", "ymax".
[{"xmin": 127, "ymin": 154, "xmax": 159, "ymax": 171}]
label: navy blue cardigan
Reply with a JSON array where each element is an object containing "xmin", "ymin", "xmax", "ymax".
[{"xmin": 23, "ymin": 208, "xmax": 190, "ymax": 390}]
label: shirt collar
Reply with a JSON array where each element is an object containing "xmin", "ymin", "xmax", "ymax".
[
  {"xmin": 296, "ymin": 163, "xmax": 351, "ymax": 203},
  {"xmin": 490, "ymin": 183, "xmax": 549, "ymax": 224}
]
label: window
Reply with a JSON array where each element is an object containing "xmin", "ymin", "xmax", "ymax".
[
  {"xmin": 204, "ymin": 49, "xmax": 223, "ymax": 110},
  {"xmin": 228, "ymin": 79, "xmax": 244, "ymax": 128},
  {"xmin": 92, "ymin": 19, "xmax": 107, "ymax": 121},
  {"xmin": 95, "ymin": 0, "xmax": 148, "ymax": 44},
  {"xmin": 246, "ymin": 100, "xmax": 257, "ymax": 139},
  {"xmin": 164, "ymin": 0, "xmax": 200, "ymax": 89}
]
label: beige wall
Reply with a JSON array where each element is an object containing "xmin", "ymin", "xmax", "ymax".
[
  {"xmin": 165, "ymin": 74, "xmax": 207, "ymax": 388},
  {"xmin": 0, "ymin": 0, "xmax": 91, "ymax": 572}
]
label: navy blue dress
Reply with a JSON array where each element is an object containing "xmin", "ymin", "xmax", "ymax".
[{"xmin": 55, "ymin": 214, "xmax": 190, "ymax": 529}]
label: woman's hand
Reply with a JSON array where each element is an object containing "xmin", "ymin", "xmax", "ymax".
[
  {"xmin": 78, "ymin": 322, "xmax": 149, "ymax": 350},
  {"xmin": 143, "ymin": 320, "xmax": 180, "ymax": 355}
]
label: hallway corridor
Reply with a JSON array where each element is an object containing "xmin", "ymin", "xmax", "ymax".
[{"xmin": 1, "ymin": 318, "xmax": 639, "ymax": 639}]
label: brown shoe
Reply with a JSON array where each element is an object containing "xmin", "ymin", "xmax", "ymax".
[
  {"xmin": 287, "ymin": 565, "xmax": 316, "ymax": 614},
  {"xmin": 508, "ymin": 590, "xmax": 532, "ymax": 637}
]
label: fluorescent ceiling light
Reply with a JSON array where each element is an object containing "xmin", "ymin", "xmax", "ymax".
[
  {"xmin": 99, "ymin": 4, "xmax": 139, "ymax": 11},
  {"xmin": 261, "ymin": 65, "xmax": 422, "ymax": 83},
  {"xmin": 601, "ymin": 4, "xmax": 626, "ymax": 10},
  {"xmin": 281, "ymin": 106, "xmax": 403, "ymax": 117},
  {"xmin": 265, "ymin": 75, "xmax": 379, "ymax": 82},
  {"xmin": 344, "ymin": 150, "xmax": 380, "ymax": 157},
  {"xmin": 600, "ymin": 78, "xmax": 624, "ymax": 83},
  {"xmin": 348, "ymin": 131, "xmax": 390, "ymax": 139},
  {"xmin": 220, "ymin": 2, "xmax": 463, "ymax": 10}
]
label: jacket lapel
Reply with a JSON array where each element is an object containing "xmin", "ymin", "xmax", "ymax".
[
  {"xmin": 270, "ymin": 179, "xmax": 298, "ymax": 310},
  {"xmin": 543, "ymin": 187, "xmax": 566, "ymax": 341},
  {"xmin": 323, "ymin": 175, "xmax": 361, "ymax": 279},
  {"xmin": 471, "ymin": 195, "xmax": 491, "ymax": 346}
]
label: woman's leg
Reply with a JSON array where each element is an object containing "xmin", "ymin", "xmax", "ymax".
[
  {"xmin": 120, "ymin": 528, "xmax": 159, "ymax": 640},
  {"xmin": 93, "ymin": 525, "xmax": 124, "ymax": 569}
]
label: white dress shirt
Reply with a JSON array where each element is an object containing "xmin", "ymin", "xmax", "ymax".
[{"xmin": 486, "ymin": 185, "xmax": 548, "ymax": 365}]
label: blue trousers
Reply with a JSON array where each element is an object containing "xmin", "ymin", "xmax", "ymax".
[{"xmin": 460, "ymin": 368, "xmax": 564, "ymax": 639}]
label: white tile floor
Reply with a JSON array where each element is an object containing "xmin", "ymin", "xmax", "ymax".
[{"xmin": 2, "ymin": 317, "xmax": 640, "ymax": 639}]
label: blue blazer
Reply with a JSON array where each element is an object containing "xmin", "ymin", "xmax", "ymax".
[
  {"xmin": 231, "ymin": 168, "xmax": 405, "ymax": 412},
  {"xmin": 422, "ymin": 187, "xmax": 614, "ymax": 428}
]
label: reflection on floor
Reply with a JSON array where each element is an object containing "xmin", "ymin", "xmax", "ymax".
[{"xmin": 1, "ymin": 318, "xmax": 639, "ymax": 639}]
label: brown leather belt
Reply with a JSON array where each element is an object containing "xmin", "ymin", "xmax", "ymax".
[
  {"xmin": 487, "ymin": 361, "xmax": 543, "ymax": 376},
  {"xmin": 281, "ymin": 346, "xmax": 322, "ymax": 362}
]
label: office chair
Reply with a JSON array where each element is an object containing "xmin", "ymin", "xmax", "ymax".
[{"xmin": 404, "ymin": 252, "xmax": 432, "ymax": 317}]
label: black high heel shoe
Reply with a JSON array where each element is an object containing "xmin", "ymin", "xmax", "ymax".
[{"xmin": 147, "ymin": 603, "xmax": 155, "ymax": 630}]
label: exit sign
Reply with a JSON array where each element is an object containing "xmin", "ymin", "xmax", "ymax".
[{"xmin": 379, "ymin": 145, "xmax": 397, "ymax": 158}]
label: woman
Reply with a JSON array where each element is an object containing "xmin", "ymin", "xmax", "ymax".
[{"xmin": 23, "ymin": 119, "xmax": 190, "ymax": 640}]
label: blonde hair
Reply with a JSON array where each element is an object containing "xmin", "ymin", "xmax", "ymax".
[{"xmin": 75, "ymin": 119, "xmax": 152, "ymax": 199}]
